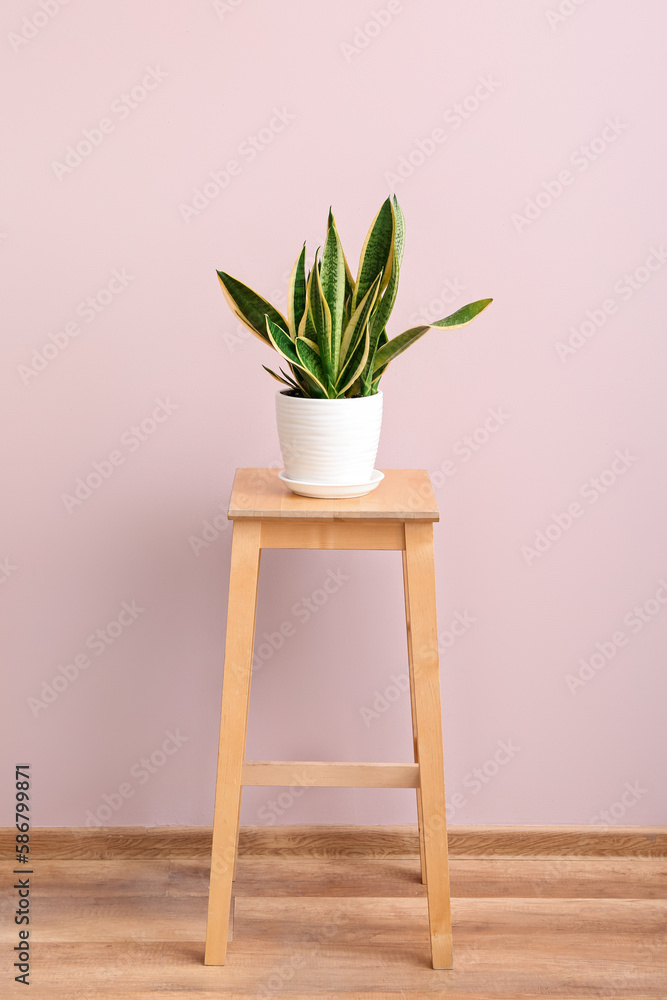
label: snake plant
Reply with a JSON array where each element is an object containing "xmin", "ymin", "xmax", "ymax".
[{"xmin": 217, "ymin": 196, "xmax": 492, "ymax": 398}]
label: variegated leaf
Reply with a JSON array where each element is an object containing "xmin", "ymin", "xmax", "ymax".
[
  {"xmin": 266, "ymin": 316, "xmax": 300, "ymax": 364},
  {"xmin": 295, "ymin": 337, "xmax": 329, "ymax": 395},
  {"xmin": 339, "ymin": 273, "xmax": 381, "ymax": 369},
  {"xmin": 217, "ymin": 271, "xmax": 288, "ymax": 343},
  {"xmin": 430, "ymin": 298, "xmax": 493, "ymax": 328},
  {"xmin": 321, "ymin": 210, "xmax": 346, "ymax": 375},
  {"xmin": 352, "ymin": 197, "xmax": 394, "ymax": 312},
  {"xmin": 361, "ymin": 199, "xmax": 405, "ymax": 389},
  {"xmin": 297, "ymin": 268, "xmax": 317, "ymax": 341},
  {"xmin": 336, "ymin": 323, "xmax": 370, "ymax": 396},
  {"xmin": 263, "ymin": 365, "xmax": 295, "ymax": 387},
  {"xmin": 287, "ymin": 244, "xmax": 307, "ymax": 340},
  {"xmin": 371, "ymin": 324, "xmax": 429, "ymax": 371},
  {"xmin": 307, "ymin": 249, "xmax": 334, "ymax": 388},
  {"xmin": 327, "ymin": 207, "xmax": 356, "ymax": 323},
  {"xmin": 372, "ymin": 298, "xmax": 493, "ymax": 372}
]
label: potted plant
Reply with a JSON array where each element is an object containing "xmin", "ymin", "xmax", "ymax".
[{"xmin": 217, "ymin": 196, "xmax": 492, "ymax": 498}]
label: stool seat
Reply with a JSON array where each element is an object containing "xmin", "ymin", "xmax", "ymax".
[
  {"xmin": 227, "ymin": 467, "xmax": 439, "ymax": 521},
  {"xmin": 204, "ymin": 469, "xmax": 453, "ymax": 969}
]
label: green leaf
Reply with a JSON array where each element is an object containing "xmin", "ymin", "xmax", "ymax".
[
  {"xmin": 321, "ymin": 210, "xmax": 346, "ymax": 375},
  {"xmin": 343, "ymin": 255, "xmax": 355, "ymax": 307},
  {"xmin": 391, "ymin": 195, "xmax": 405, "ymax": 268},
  {"xmin": 352, "ymin": 197, "xmax": 394, "ymax": 312},
  {"xmin": 265, "ymin": 361, "xmax": 320, "ymax": 399},
  {"xmin": 268, "ymin": 317, "xmax": 329, "ymax": 395},
  {"xmin": 361, "ymin": 326, "xmax": 387, "ymax": 393},
  {"xmin": 287, "ymin": 245, "xmax": 307, "ymax": 340},
  {"xmin": 295, "ymin": 337, "xmax": 329, "ymax": 395},
  {"xmin": 288, "ymin": 360, "xmax": 324, "ymax": 397},
  {"xmin": 307, "ymin": 249, "xmax": 334, "ymax": 389},
  {"xmin": 371, "ymin": 325, "xmax": 430, "ymax": 372},
  {"xmin": 279, "ymin": 367, "xmax": 300, "ymax": 387},
  {"xmin": 298, "ymin": 336, "xmax": 321, "ymax": 354},
  {"xmin": 297, "ymin": 369, "xmax": 327, "ymax": 397},
  {"xmin": 297, "ymin": 268, "xmax": 317, "ymax": 341},
  {"xmin": 266, "ymin": 316, "xmax": 300, "ymax": 365},
  {"xmin": 372, "ymin": 298, "xmax": 493, "ymax": 373},
  {"xmin": 429, "ymin": 298, "xmax": 493, "ymax": 328},
  {"xmin": 336, "ymin": 323, "xmax": 370, "ymax": 396},
  {"xmin": 327, "ymin": 208, "xmax": 356, "ymax": 322},
  {"xmin": 262, "ymin": 365, "xmax": 296, "ymax": 387},
  {"xmin": 369, "ymin": 330, "xmax": 389, "ymax": 379},
  {"xmin": 217, "ymin": 271, "xmax": 288, "ymax": 344},
  {"xmin": 339, "ymin": 273, "xmax": 382, "ymax": 369},
  {"xmin": 361, "ymin": 198, "xmax": 405, "ymax": 388},
  {"xmin": 369, "ymin": 330, "xmax": 390, "ymax": 389}
]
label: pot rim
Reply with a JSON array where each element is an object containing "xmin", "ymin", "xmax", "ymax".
[{"xmin": 276, "ymin": 389, "xmax": 383, "ymax": 403}]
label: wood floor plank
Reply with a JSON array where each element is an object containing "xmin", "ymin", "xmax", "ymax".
[
  {"xmin": 0, "ymin": 859, "xmax": 171, "ymax": 897},
  {"xmin": 18, "ymin": 920, "xmax": 666, "ymax": 997},
  {"xmin": 27, "ymin": 994, "xmax": 663, "ymax": 1000},
  {"xmin": 1, "ymin": 835, "xmax": 665, "ymax": 998},
  {"xmin": 1, "ymin": 855, "xmax": 661, "ymax": 902},
  {"xmin": 230, "ymin": 895, "xmax": 667, "ymax": 952},
  {"xmin": 0, "ymin": 894, "xmax": 207, "ymax": 943},
  {"xmin": 448, "ymin": 858, "xmax": 667, "ymax": 899},
  {"xmin": 170, "ymin": 857, "xmax": 425, "ymax": 898},
  {"xmin": 165, "ymin": 857, "xmax": 667, "ymax": 899}
]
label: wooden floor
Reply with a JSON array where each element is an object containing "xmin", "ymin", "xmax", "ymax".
[{"xmin": 1, "ymin": 826, "xmax": 666, "ymax": 998}]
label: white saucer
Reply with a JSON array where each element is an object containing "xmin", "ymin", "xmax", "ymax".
[{"xmin": 278, "ymin": 469, "xmax": 384, "ymax": 499}]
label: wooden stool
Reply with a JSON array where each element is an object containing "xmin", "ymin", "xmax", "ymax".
[{"xmin": 204, "ymin": 468, "xmax": 453, "ymax": 969}]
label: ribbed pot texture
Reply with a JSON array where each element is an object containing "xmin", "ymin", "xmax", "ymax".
[{"xmin": 276, "ymin": 390, "xmax": 383, "ymax": 484}]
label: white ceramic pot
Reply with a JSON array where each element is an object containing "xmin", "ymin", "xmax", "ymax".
[{"xmin": 276, "ymin": 390, "xmax": 383, "ymax": 492}]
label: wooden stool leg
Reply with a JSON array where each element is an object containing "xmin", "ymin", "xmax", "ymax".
[
  {"xmin": 403, "ymin": 521, "xmax": 453, "ymax": 970},
  {"xmin": 402, "ymin": 549, "xmax": 427, "ymax": 886},
  {"xmin": 232, "ymin": 792, "xmax": 242, "ymax": 881},
  {"xmin": 204, "ymin": 520, "xmax": 262, "ymax": 965}
]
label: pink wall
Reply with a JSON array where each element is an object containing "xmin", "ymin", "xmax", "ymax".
[{"xmin": 3, "ymin": 0, "xmax": 665, "ymax": 829}]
